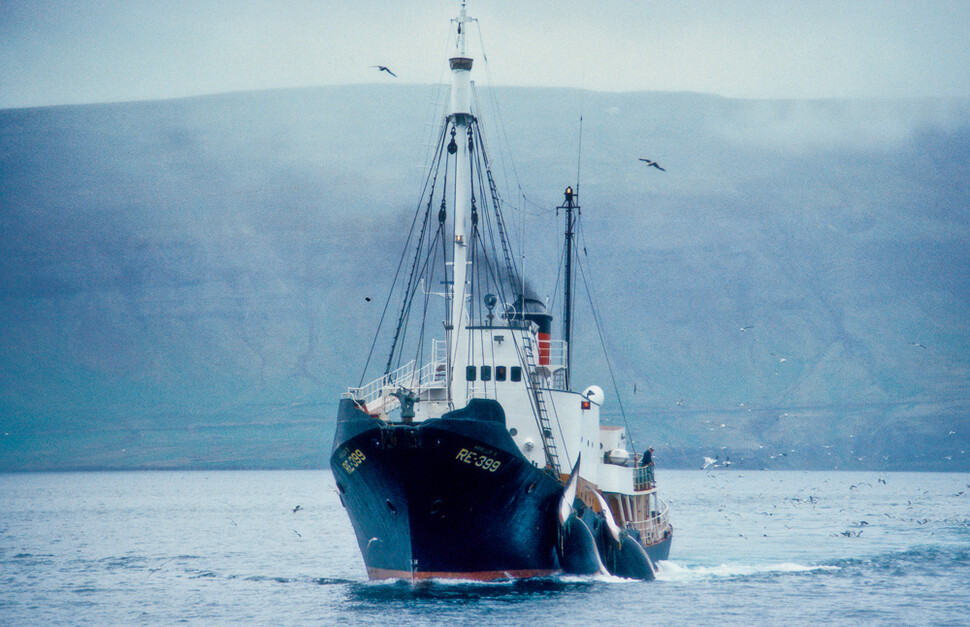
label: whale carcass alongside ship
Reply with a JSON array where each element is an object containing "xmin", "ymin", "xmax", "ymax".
[{"xmin": 330, "ymin": 2, "xmax": 672, "ymax": 581}]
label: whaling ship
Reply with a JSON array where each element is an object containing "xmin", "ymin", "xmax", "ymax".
[{"xmin": 331, "ymin": 2, "xmax": 672, "ymax": 581}]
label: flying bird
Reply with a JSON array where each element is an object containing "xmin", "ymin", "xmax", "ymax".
[
  {"xmin": 372, "ymin": 65, "xmax": 398, "ymax": 77},
  {"xmin": 292, "ymin": 505, "xmax": 302, "ymax": 513},
  {"xmin": 639, "ymin": 158, "xmax": 665, "ymax": 171}
]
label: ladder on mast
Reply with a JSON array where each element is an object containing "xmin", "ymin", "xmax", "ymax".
[{"xmin": 522, "ymin": 336, "xmax": 562, "ymax": 478}]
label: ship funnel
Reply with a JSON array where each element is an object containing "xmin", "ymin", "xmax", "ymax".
[{"xmin": 505, "ymin": 286, "xmax": 553, "ymax": 365}]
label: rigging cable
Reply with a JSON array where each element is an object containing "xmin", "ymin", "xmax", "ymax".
[
  {"xmin": 357, "ymin": 119, "xmax": 449, "ymax": 387},
  {"xmin": 411, "ymin": 133, "xmax": 451, "ymax": 371},
  {"xmin": 472, "ymin": 120, "xmax": 521, "ymax": 293},
  {"xmin": 411, "ymin": 226, "xmax": 443, "ymax": 375},
  {"xmin": 574, "ymin": 214, "xmax": 637, "ymax": 454},
  {"xmin": 575, "ymin": 66, "xmax": 586, "ymax": 199},
  {"xmin": 464, "ymin": 121, "xmax": 558, "ymax": 469},
  {"xmin": 383, "ymin": 121, "xmax": 451, "ymax": 376},
  {"xmin": 472, "ymin": 24, "xmax": 540, "ymax": 254}
]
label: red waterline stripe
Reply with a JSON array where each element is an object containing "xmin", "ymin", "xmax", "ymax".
[{"xmin": 367, "ymin": 567, "xmax": 558, "ymax": 582}]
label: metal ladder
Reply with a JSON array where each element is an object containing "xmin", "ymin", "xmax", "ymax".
[{"xmin": 522, "ymin": 336, "xmax": 562, "ymax": 477}]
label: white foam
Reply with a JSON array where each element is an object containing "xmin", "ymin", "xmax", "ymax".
[{"xmin": 655, "ymin": 560, "xmax": 840, "ymax": 581}]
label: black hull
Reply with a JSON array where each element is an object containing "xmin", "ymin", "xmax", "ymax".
[
  {"xmin": 331, "ymin": 398, "xmax": 564, "ymax": 580},
  {"xmin": 646, "ymin": 534, "xmax": 672, "ymax": 563}
]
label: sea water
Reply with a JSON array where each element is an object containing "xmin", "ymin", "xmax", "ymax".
[{"xmin": 1, "ymin": 470, "xmax": 967, "ymax": 625}]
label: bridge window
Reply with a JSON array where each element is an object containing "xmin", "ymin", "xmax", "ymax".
[
  {"xmin": 510, "ymin": 366, "xmax": 522, "ymax": 382},
  {"xmin": 496, "ymin": 366, "xmax": 507, "ymax": 381},
  {"xmin": 466, "ymin": 366, "xmax": 476, "ymax": 381},
  {"xmin": 480, "ymin": 366, "xmax": 492, "ymax": 381}
]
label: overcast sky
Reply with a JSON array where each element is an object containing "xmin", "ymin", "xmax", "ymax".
[{"xmin": 2, "ymin": 0, "xmax": 969, "ymax": 109}]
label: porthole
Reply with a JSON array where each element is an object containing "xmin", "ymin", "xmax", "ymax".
[
  {"xmin": 430, "ymin": 499, "xmax": 443, "ymax": 515},
  {"xmin": 509, "ymin": 428, "xmax": 518, "ymax": 437}
]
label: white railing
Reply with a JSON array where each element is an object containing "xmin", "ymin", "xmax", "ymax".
[
  {"xmin": 626, "ymin": 499, "xmax": 671, "ymax": 547},
  {"xmin": 545, "ymin": 339, "xmax": 567, "ymax": 369},
  {"xmin": 550, "ymin": 370, "xmax": 567, "ymax": 391},
  {"xmin": 432, "ymin": 338, "xmax": 446, "ymax": 363},
  {"xmin": 345, "ymin": 340, "xmax": 448, "ymax": 405},
  {"xmin": 345, "ymin": 337, "xmax": 566, "ymax": 405},
  {"xmin": 634, "ymin": 465, "xmax": 656, "ymax": 491},
  {"xmin": 344, "ymin": 359, "xmax": 415, "ymax": 405}
]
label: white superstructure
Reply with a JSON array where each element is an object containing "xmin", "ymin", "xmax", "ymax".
[{"xmin": 343, "ymin": 0, "xmax": 669, "ymax": 548}]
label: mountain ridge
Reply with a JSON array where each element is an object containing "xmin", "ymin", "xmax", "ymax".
[{"xmin": 1, "ymin": 85, "xmax": 967, "ymax": 471}]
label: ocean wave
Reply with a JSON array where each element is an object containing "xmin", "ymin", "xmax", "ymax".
[
  {"xmin": 655, "ymin": 544, "xmax": 970, "ymax": 584},
  {"xmin": 827, "ymin": 544, "xmax": 970, "ymax": 574},
  {"xmin": 346, "ymin": 575, "xmax": 596, "ymax": 604},
  {"xmin": 655, "ymin": 559, "xmax": 840, "ymax": 581}
]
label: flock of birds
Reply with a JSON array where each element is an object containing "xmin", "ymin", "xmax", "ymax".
[
  {"xmin": 285, "ymin": 477, "xmax": 968, "ymax": 546},
  {"xmin": 706, "ymin": 474, "xmax": 970, "ymax": 543}
]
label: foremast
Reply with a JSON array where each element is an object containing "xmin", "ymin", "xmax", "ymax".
[
  {"xmin": 447, "ymin": 2, "xmax": 475, "ymax": 410},
  {"xmin": 560, "ymin": 186, "xmax": 578, "ymax": 391}
]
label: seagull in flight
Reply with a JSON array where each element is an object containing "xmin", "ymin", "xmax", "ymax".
[
  {"xmin": 372, "ymin": 65, "xmax": 398, "ymax": 77},
  {"xmin": 639, "ymin": 158, "xmax": 666, "ymax": 171}
]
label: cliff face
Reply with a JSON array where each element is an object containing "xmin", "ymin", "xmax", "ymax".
[{"xmin": 1, "ymin": 86, "xmax": 968, "ymax": 470}]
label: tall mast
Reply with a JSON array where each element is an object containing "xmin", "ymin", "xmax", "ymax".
[
  {"xmin": 448, "ymin": 2, "xmax": 474, "ymax": 408},
  {"xmin": 560, "ymin": 186, "xmax": 578, "ymax": 390}
]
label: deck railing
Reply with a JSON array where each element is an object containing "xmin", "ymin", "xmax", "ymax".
[
  {"xmin": 634, "ymin": 465, "xmax": 656, "ymax": 491},
  {"xmin": 345, "ymin": 341, "xmax": 447, "ymax": 405},
  {"xmin": 626, "ymin": 499, "xmax": 670, "ymax": 546}
]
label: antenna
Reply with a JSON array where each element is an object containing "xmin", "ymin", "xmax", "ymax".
[
  {"xmin": 575, "ymin": 112, "xmax": 584, "ymax": 198},
  {"xmin": 575, "ymin": 68, "xmax": 586, "ymax": 198}
]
